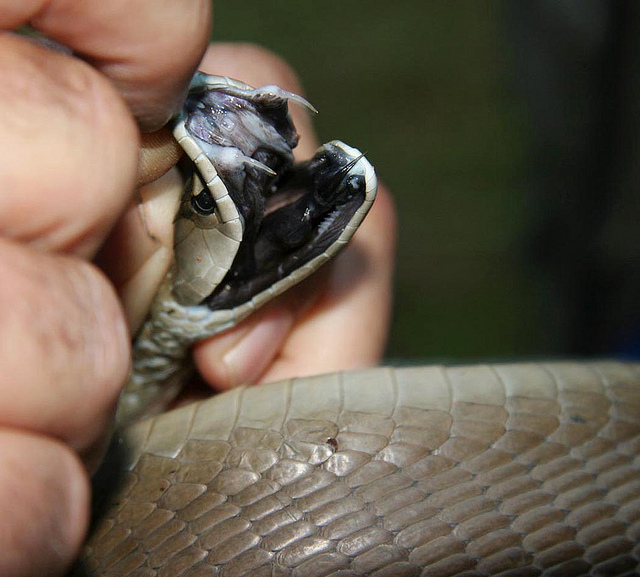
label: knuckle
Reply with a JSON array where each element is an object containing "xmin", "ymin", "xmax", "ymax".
[
  {"xmin": 0, "ymin": 36, "xmax": 138, "ymax": 252},
  {"xmin": 0, "ymin": 34, "xmax": 136, "ymax": 151}
]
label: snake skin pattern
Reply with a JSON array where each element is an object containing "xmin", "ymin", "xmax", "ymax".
[{"xmin": 74, "ymin": 361, "xmax": 640, "ymax": 576}]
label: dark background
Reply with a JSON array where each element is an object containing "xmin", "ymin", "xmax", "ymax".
[{"xmin": 213, "ymin": 1, "xmax": 640, "ymax": 363}]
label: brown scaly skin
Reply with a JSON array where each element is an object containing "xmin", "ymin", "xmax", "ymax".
[{"xmin": 77, "ymin": 361, "xmax": 640, "ymax": 576}]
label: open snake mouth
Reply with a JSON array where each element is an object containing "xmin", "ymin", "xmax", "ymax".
[
  {"xmin": 171, "ymin": 76, "xmax": 375, "ymax": 311},
  {"xmin": 206, "ymin": 142, "xmax": 368, "ymax": 310}
]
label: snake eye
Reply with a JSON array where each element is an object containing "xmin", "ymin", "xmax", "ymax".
[{"xmin": 191, "ymin": 189, "xmax": 215, "ymax": 215}]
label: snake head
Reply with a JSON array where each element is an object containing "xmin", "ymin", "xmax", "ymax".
[{"xmin": 169, "ymin": 74, "xmax": 377, "ymax": 319}]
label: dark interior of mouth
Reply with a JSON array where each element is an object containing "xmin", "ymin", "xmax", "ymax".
[{"xmin": 203, "ymin": 148, "xmax": 366, "ymax": 311}]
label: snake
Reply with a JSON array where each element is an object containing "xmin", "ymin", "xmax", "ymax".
[{"xmin": 72, "ymin": 74, "xmax": 640, "ymax": 576}]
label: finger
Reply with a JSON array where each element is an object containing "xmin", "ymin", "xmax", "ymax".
[
  {"xmin": 0, "ymin": 240, "xmax": 130, "ymax": 459},
  {"xmin": 261, "ymin": 183, "xmax": 396, "ymax": 382},
  {"xmin": 97, "ymin": 168, "xmax": 182, "ymax": 335},
  {"xmin": 200, "ymin": 44, "xmax": 320, "ymax": 159},
  {"xmin": 194, "ymin": 183, "xmax": 396, "ymax": 389},
  {"xmin": 0, "ymin": 429, "xmax": 89, "ymax": 577},
  {"xmin": 137, "ymin": 129, "xmax": 183, "ymax": 187},
  {"xmin": 3, "ymin": 0, "xmax": 211, "ymax": 130},
  {"xmin": 193, "ymin": 295, "xmax": 302, "ymax": 390},
  {"xmin": 0, "ymin": 34, "xmax": 138, "ymax": 257}
]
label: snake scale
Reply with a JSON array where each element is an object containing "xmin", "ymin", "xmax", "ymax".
[{"xmin": 72, "ymin": 75, "xmax": 640, "ymax": 576}]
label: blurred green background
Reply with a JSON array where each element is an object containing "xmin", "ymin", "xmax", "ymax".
[{"xmin": 213, "ymin": 2, "xmax": 640, "ymax": 362}]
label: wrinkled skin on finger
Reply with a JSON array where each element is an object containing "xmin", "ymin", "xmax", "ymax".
[{"xmin": 0, "ymin": 2, "xmax": 210, "ymax": 575}]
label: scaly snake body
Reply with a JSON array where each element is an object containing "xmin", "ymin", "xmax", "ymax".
[
  {"xmin": 73, "ymin": 76, "xmax": 640, "ymax": 576},
  {"xmin": 78, "ymin": 362, "xmax": 640, "ymax": 576}
]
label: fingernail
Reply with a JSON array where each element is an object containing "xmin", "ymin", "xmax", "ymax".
[{"xmin": 221, "ymin": 307, "xmax": 295, "ymax": 387}]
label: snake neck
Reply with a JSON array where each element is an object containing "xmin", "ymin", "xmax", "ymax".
[{"xmin": 115, "ymin": 269, "xmax": 232, "ymax": 427}]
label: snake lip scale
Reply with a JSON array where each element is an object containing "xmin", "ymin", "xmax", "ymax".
[{"xmin": 73, "ymin": 75, "xmax": 640, "ymax": 576}]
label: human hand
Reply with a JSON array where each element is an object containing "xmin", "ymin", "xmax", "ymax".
[
  {"xmin": 103, "ymin": 43, "xmax": 397, "ymax": 397},
  {"xmin": 0, "ymin": 1, "xmax": 210, "ymax": 575}
]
